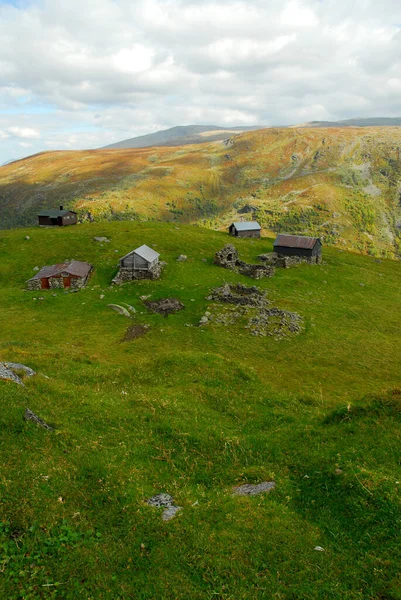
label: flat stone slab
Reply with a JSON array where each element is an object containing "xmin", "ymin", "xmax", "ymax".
[
  {"xmin": 147, "ymin": 493, "xmax": 174, "ymax": 508},
  {"xmin": 162, "ymin": 506, "xmax": 182, "ymax": 521},
  {"xmin": 232, "ymin": 481, "xmax": 276, "ymax": 496},
  {"xmin": 108, "ymin": 304, "xmax": 131, "ymax": 318}
]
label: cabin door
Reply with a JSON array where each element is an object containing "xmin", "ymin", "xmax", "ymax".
[
  {"xmin": 63, "ymin": 276, "xmax": 71, "ymax": 288},
  {"xmin": 41, "ymin": 278, "xmax": 50, "ymax": 289}
]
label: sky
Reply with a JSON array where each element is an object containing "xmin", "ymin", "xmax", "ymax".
[{"xmin": 0, "ymin": 0, "xmax": 401, "ymax": 163}]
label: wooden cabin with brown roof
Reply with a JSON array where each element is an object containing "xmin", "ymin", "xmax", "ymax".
[
  {"xmin": 27, "ymin": 261, "xmax": 93, "ymax": 290},
  {"xmin": 273, "ymin": 234, "xmax": 322, "ymax": 263}
]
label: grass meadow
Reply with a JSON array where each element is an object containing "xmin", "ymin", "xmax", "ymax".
[{"xmin": 1, "ymin": 221, "xmax": 401, "ymax": 598}]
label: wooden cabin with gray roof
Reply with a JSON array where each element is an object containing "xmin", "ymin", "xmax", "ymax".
[
  {"xmin": 229, "ymin": 221, "xmax": 261, "ymax": 238},
  {"xmin": 113, "ymin": 244, "xmax": 162, "ymax": 283},
  {"xmin": 37, "ymin": 206, "xmax": 77, "ymax": 227}
]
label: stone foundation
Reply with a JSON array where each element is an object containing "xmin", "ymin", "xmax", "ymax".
[
  {"xmin": 112, "ymin": 262, "xmax": 163, "ymax": 284},
  {"xmin": 258, "ymin": 252, "xmax": 321, "ymax": 268},
  {"xmin": 201, "ymin": 283, "xmax": 303, "ymax": 339},
  {"xmin": 207, "ymin": 283, "xmax": 269, "ymax": 307},
  {"xmin": 26, "ymin": 274, "xmax": 89, "ymax": 291},
  {"xmin": 214, "ymin": 245, "xmax": 274, "ymax": 279}
]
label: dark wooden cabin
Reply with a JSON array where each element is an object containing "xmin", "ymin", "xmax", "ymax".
[
  {"xmin": 38, "ymin": 206, "xmax": 77, "ymax": 227},
  {"xmin": 273, "ymin": 234, "xmax": 322, "ymax": 261},
  {"xmin": 119, "ymin": 244, "xmax": 160, "ymax": 271},
  {"xmin": 229, "ymin": 221, "xmax": 261, "ymax": 238}
]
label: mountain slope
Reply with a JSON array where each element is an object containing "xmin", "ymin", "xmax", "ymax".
[
  {"xmin": 103, "ymin": 124, "xmax": 263, "ymax": 149},
  {"xmin": 1, "ymin": 126, "xmax": 401, "ymax": 257}
]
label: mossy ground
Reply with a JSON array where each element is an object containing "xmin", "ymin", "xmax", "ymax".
[{"xmin": 1, "ymin": 222, "xmax": 401, "ymax": 598}]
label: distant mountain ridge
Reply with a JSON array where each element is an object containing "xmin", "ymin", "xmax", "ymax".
[
  {"xmin": 103, "ymin": 124, "xmax": 263, "ymax": 149},
  {"xmin": 295, "ymin": 117, "xmax": 401, "ymax": 128}
]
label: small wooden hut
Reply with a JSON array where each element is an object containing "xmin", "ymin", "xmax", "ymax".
[
  {"xmin": 38, "ymin": 206, "xmax": 77, "ymax": 227},
  {"xmin": 273, "ymin": 234, "xmax": 322, "ymax": 263},
  {"xmin": 229, "ymin": 221, "xmax": 261, "ymax": 238},
  {"xmin": 114, "ymin": 245, "xmax": 161, "ymax": 282}
]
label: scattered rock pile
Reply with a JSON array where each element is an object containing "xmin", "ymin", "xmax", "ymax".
[
  {"xmin": 248, "ymin": 308, "xmax": 303, "ymax": 338},
  {"xmin": 207, "ymin": 283, "xmax": 269, "ymax": 307},
  {"xmin": 200, "ymin": 283, "xmax": 303, "ymax": 339},
  {"xmin": 146, "ymin": 493, "xmax": 182, "ymax": 521},
  {"xmin": 144, "ymin": 297, "xmax": 185, "ymax": 316},
  {"xmin": 214, "ymin": 245, "xmax": 274, "ymax": 279}
]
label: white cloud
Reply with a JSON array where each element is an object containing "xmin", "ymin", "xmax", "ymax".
[
  {"xmin": 0, "ymin": 0, "xmax": 401, "ymax": 163},
  {"xmin": 8, "ymin": 127, "xmax": 40, "ymax": 139}
]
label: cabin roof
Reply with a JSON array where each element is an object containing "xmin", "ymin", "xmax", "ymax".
[
  {"xmin": 38, "ymin": 209, "xmax": 77, "ymax": 218},
  {"xmin": 133, "ymin": 244, "xmax": 160, "ymax": 262},
  {"xmin": 274, "ymin": 234, "xmax": 320, "ymax": 250},
  {"xmin": 27, "ymin": 260, "xmax": 92, "ymax": 281},
  {"xmin": 231, "ymin": 221, "xmax": 261, "ymax": 231}
]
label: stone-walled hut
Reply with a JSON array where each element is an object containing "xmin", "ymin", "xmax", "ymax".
[
  {"xmin": 27, "ymin": 261, "xmax": 93, "ymax": 290},
  {"xmin": 113, "ymin": 244, "xmax": 161, "ymax": 283},
  {"xmin": 38, "ymin": 206, "xmax": 77, "ymax": 227},
  {"xmin": 273, "ymin": 234, "xmax": 322, "ymax": 263},
  {"xmin": 229, "ymin": 221, "xmax": 261, "ymax": 238}
]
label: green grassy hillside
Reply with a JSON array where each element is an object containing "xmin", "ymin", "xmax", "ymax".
[
  {"xmin": 2, "ymin": 127, "xmax": 401, "ymax": 258},
  {"xmin": 1, "ymin": 222, "xmax": 401, "ymax": 598}
]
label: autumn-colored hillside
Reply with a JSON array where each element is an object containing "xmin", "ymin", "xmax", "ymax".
[{"xmin": 1, "ymin": 127, "xmax": 401, "ymax": 256}]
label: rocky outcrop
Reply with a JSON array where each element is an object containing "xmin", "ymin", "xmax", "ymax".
[{"xmin": 0, "ymin": 362, "xmax": 36, "ymax": 386}]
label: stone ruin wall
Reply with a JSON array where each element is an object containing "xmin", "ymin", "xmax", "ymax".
[{"xmin": 214, "ymin": 245, "xmax": 275, "ymax": 280}]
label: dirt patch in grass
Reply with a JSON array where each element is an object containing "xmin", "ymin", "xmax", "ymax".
[
  {"xmin": 144, "ymin": 298, "xmax": 185, "ymax": 316},
  {"xmin": 121, "ymin": 324, "xmax": 149, "ymax": 341}
]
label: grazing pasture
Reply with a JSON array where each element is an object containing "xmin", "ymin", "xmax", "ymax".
[{"xmin": 0, "ymin": 221, "xmax": 401, "ymax": 598}]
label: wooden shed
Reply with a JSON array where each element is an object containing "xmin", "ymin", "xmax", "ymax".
[
  {"xmin": 26, "ymin": 261, "xmax": 92, "ymax": 290},
  {"xmin": 273, "ymin": 234, "xmax": 322, "ymax": 262},
  {"xmin": 229, "ymin": 221, "xmax": 261, "ymax": 238},
  {"xmin": 119, "ymin": 245, "xmax": 160, "ymax": 270},
  {"xmin": 113, "ymin": 244, "xmax": 162, "ymax": 283},
  {"xmin": 38, "ymin": 206, "xmax": 77, "ymax": 227}
]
